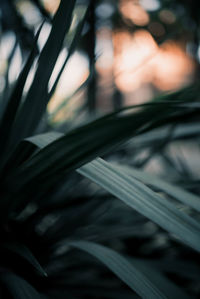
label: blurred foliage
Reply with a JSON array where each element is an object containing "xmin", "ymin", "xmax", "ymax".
[
  {"xmin": 0, "ymin": 1, "xmax": 200, "ymax": 299},
  {"xmin": 1, "ymin": 0, "xmax": 200, "ymax": 115}
]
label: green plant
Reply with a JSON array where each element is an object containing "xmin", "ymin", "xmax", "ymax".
[{"xmin": 0, "ymin": 0, "xmax": 200, "ymax": 298}]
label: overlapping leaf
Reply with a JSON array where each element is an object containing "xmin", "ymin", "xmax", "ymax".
[
  {"xmin": 10, "ymin": 0, "xmax": 77, "ymax": 144},
  {"xmin": 5, "ymin": 100, "xmax": 197, "ymax": 190},
  {"xmin": 0, "ymin": 23, "xmax": 43, "ymax": 166},
  {"xmin": 77, "ymin": 158, "xmax": 200, "ymax": 252},
  {"xmin": 114, "ymin": 163, "xmax": 200, "ymax": 212}
]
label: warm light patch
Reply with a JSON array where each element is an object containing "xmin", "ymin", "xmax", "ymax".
[
  {"xmin": 119, "ymin": 0, "xmax": 150, "ymax": 26},
  {"xmin": 113, "ymin": 30, "xmax": 158, "ymax": 92},
  {"xmin": 113, "ymin": 29, "xmax": 194, "ymax": 94},
  {"xmin": 41, "ymin": 0, "xmax": 60, "ymax": 14},
  {"xmin": 114, "ymin": 67, "xmax": 151, "ymax": 92},
  {"xmin": 48, "ymin": 52, "xmax": 89, "ymax": 114},
  {"xmin": 152, "ymin": 42, "xmax": 195, "ymax": 90}
]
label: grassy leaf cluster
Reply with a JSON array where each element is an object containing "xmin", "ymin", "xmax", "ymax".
[{"xmin": 0, "ymin": 1, "xmax": 199, "ymax": 298}]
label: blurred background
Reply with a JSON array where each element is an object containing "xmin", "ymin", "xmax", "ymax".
[{"xmin": 0, "ymin": 0, "xmax": 200, "ymax": 122}]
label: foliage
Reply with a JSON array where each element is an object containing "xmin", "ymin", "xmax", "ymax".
[{"xmin": 0, "ymin": 0, "xmax": 200, "ymax": 298}]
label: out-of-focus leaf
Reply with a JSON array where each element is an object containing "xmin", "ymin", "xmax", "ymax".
[
  {"xmin": 25, "ymin": 132, "xmax": 63, "ymax": 149},
  {"xmin": 49, "ymin": 3, "xmax": 90, "ymax": 98},
  {"xmin": 0, "ymin": 23, "xmax": 43, "ymax": 164},
  {"xmin": 30, "ymin": 0, "xmax": 51, "ymax": 20},
  {"xmin": 68, "ymin": 240, "xmax": 189, "ymax": 299},
  {"xmin": 129, "ymin": 123, "xmax": 200, "ymax": 149},
  {"xmin": 2, "ymin": 243, "xmax": 47, "ymax": 277},
  {"xmin": 0, "ymin": 272, "xmax": 42, "ymax": 299},
  {"xmin": 1, "ymin": 39, "xmax": 18, "ymax": 114},
  {"xmin": 10, "ymin": 0, "xmax": 77, "ymax": 143},
  {"xmin": 147, "ymin": 259, "xmax": 200, "ymax": 281}
]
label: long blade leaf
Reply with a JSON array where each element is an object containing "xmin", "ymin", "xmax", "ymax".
[
  {"xmin": 68, "ymin": 240, "xmax": 189, "ymax": 299},
  {"xmin": 7, "ymin": 101, "xmax": 192, "ymax": 187},
  {"xmin": 2, "ymin": 243, "xmax": 47, "ymax": 277},
  {"xmin": 0, "ymin": 272, "xmax": 42, "ymax": 299},
  {"xmin": 114, "ymin": 164, "xmax": 200, "ymax": 212},
  {"xmin": 0, "ymin": 23, "xmax": 43, "ymax": 162},
  {"xmin": 10, "ymin": 0, "xmax": 77, "ymax": 143},
  {"xmin": 77, "ymin": 158, "xmax": 200, "ymax": 252},
  {"xmin": 49, "ymin": 3, "xmax": 90, "ymax": 98}
]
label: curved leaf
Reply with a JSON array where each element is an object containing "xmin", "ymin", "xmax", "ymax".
[
  {"xmin": 0, "ymin": 272, "xmax": 42, "ymax": 299},
  {"xmin": 114, "ymin": 163, "xmax": 200, "ymax": 212},
  {"xmin": 2, "ymin": 243, "xmax": 47, "ymax": 277},
  {"xmin": 69, "ymin": 240, "xmax": 189, "ymax": 299},
  {"xmin": 7, "ymin": 101, "xmax": 192, "ymax": 187},
  {"xmin": 77, "ymin": 158, "xmax": 200, "ymax": 252}
]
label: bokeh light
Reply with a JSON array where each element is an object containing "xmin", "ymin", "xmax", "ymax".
[
  {"xmin": 152, "ymin": 41, "xmax": 195, "ymax": 91},
  {"xmin": 41, "ymin": 0, "xmax": 60, "ymax": 14},
  {"xmin": 0, "ymin": 0, "xmax": 197, "ymax": 116},
  {"xmin": 119, "ymin": 0, "xmax": 150, "ymax": 26},
  {"xmin": 113, "ymin": 29, "xmax": 158, "ymax": 92}
]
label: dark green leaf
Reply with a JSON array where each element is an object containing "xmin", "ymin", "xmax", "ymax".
[
  {"xmin": 25, "ymin": 131, "xmax": 63, "ymax": 149},
  {"xmin": 69, "ymin": 240, "xmax": 189, "ymax": 299},
  {"xmin": 0, "ymin": 272, "xmax": 42, "ymax": 299},
  {"xmin": 7, "ymin": 101, "xmax": 192, "ymax": 187},
  {"xmin": 10, "ymin": 0, "xmax": 77, "ymax": 143},
  {"xmin": 2, "ymin": 243, "xmax": 47, "ymax": 277},
  {"xmin": 0, "ymin": 23, "xmax": 43, "ymax": 164},
  {"xmin": 49, "ymin": 3, "xmax": 90, "ymax": 98},
  {"xmin": 114, "ymin": 163, "xmax": 200, "ymax": 212},
  {"xmin": 77, "ymin": 158, "xmax": 200, "ymax": 252}
]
